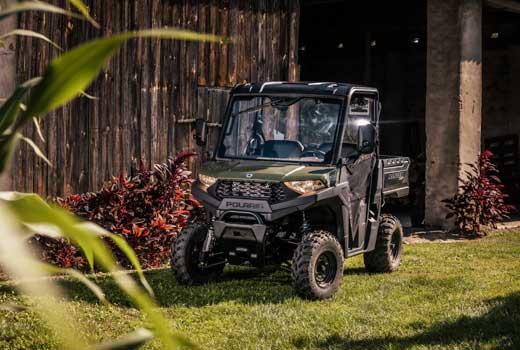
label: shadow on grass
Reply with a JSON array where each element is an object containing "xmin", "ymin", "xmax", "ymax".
[
  {"xmin": 293, "ymin": 292, "xmax": 520, "ymax": 350},
  {"xmin": 54, "ymin": 266, "xmax": 293, "ymax": 307},
  {"xmin": 343, "ymin": 267, "xmax": 369, "ymax": 276},
  {"xmin": 51, "ymin": 265, "xmax": 369, "ymax": 307},
  {"xmin": 0, "ymin": 265, "xmax": 374, "ymax": 307}
]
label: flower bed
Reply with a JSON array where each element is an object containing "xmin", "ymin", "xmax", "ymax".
[{"xmin": 30, "ymin": 153, "xmax": 201, "ymax": 270}]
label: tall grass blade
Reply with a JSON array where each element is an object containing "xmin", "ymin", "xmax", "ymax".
[
  {"xmin": 32, "ymin": 117, "xmax": 45, "ymax": 142},
  {"xmin": 0, "ymin": 303, "xmax": 27, "ymax": 313},
  {"xmin": 0, "ymin": 1, "xmax": 84, "ymax": 21},
  {"xmin": 0, "ymin": 29, "xmax": 62, "ymax": 50},
  {"xmin": 106, "ymin": 233, "xmax": 154, "ymax": 297},
  {"xmin": 19, "ymin": 134, "xmax": 51, "ymax": 166},
  {"xmin": 68, "ymin": 0, "xmax": 99, "ymax": 28},
  {"xmin": 40, "ymin": 263, "xmax": 107, "ymax": 304},
  {"xmin": 0, "ymin": 191, "xmax": 195, "ymax": 349},
  {"xmin": 0, "ymin": 77, "xmax": 41, "ymax": 136},
  {"xmin": 96, "ymin": 328, "xmax": 154, "ymax": 350},
  {"xmin": 0, "ymin": 205, "xmax": 89, "ymax": 350}
]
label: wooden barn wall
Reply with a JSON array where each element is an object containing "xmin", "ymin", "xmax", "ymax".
[{"xmin": 12, "ymin": 0, "xmax": 300, "ymax": 198}]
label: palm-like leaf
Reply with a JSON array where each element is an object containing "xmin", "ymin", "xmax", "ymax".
[
  {"xmin": 0, "ymin": 4, "xmax": 224, "ymax": 349},
  {"xmin": 67, "ymin": 0, "xmax": 99, "ymax": 28},
  {"xmin": 0, "ymin": 1, "xmax": 85, "ymax": 21},
  {"xmin": 0, "ymin": 191, "xmax": 195, "ymax": 349},
  {"xmin": 0, "ymin": 29, "xmax": 62, "ymax": 50}
]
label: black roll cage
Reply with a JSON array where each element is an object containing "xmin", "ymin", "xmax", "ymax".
[{"xmin": 214, "ymin": 88, "xmax": 380, "ymax": 166}]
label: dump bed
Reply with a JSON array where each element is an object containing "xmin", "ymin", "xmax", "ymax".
[{"xmin": 381, "ymin": 156, "xmax": 410, "ymax": 198}]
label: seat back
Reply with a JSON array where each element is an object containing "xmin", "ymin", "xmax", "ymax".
[
  {"xmin": 262, "ymin": 140, "xmax": 304, "ymax": 158},
  {"xmin": 319, "ymin": 142, "xmax": 358, "ymax": 158}
]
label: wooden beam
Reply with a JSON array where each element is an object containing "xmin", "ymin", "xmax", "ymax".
[{"xmin": 485, "ymin": 0, "xmax": 520, "ymax": 14}]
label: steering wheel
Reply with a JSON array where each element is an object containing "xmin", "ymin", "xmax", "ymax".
[{"xmin": 301, "ymin": 150, "xmax": 327, "ymax": 159}]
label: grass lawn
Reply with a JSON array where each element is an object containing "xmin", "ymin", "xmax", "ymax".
[{"xmin": 1, "ymin": 229, "xmax": 519, "ymax": 350}]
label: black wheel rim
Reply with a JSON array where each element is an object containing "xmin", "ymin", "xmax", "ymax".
[
  {"xmin": 390, "ymin": 229, "xmax": 402, "ymax": 260},
  {"xmin": 314, "ymin": 251, "xmax": 337, "ymax": 288}
]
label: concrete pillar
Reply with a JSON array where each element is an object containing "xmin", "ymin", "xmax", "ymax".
[
  {"xmin": 0, "ymin": 1, "xmax": 17, "ymax": 190},
  {"xmin": 459, "ymin": 0, "xmax": 483, "ymax": 169},
  {"xmin": 425, "ymin": 0, "xmax": 482, "ymax": 228}
]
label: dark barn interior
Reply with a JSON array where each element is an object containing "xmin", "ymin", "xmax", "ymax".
[
  {"xmin": 299, "ymin": 0, "xmax": 427, "ymax": 160},
  {"xmin": 482, "ymin": 6, "xmax": 520, "ymax": 204},
  {"xmin": 299, "ymin": 0, "xmax": 520, "ymax": 211}
]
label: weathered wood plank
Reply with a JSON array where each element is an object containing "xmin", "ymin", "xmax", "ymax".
[
  {"xmin": 257, "ymin": 0, "xmax": 266, "ymax": 82},
  {"xmin": 227, "ymin": 0, "xmax": 239, "ymax": 85},
  {"xmin": 208, "ymin": 0, "xmax": 219, "ymax": 87},
  {"xmin": 217, "ymin": 0, "xmax": 229, "ymax": 86},
  {"xmin": 12, "ymin": 0, "xmax": 299, "ymax": 197}
]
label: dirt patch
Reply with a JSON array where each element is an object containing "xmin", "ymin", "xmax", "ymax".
[
  {"xmin": 403, "ymin": 220, "xmax": 520, "ymax": 244},
  {"xmin": 404, "ymin": 229, "xmax": 473, "ymax": 244},
  {"xmin": 496, "ymin": 220, "xmax": 520, "ymax": 230}
]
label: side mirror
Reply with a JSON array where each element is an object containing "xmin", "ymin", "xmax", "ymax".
[
  {"xmin": 357, "ymin": 124, "xmax": 376, "ymax": 154},
  {"xmin": 194, "ymin": 118, "xmax": 207, "ymax": 146}
]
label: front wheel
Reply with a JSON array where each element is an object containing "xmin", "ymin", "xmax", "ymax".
[
  {"xmin": 291, "ymin": 231, "xmax": 344, "ymax": 300},
  {"xmin": 170, "ymin": 223, "xmax": 224, "ymax": 285},
  {"xmin": 364, "ymin": 214, "xmax": 403, "ymax": 272}
]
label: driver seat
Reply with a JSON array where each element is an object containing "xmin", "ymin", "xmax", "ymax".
[{"xmin": 262, "ymin": 140, "xmax": 304, "ymax": 158}]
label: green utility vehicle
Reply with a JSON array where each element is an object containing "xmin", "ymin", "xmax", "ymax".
[{"xmin": 171, "ymin": 82, "xmax": 410, "ymax": 299}]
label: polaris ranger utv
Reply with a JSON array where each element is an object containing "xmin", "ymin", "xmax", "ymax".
[{"xmin": 171, "ymin": 82, "xmax": 410, "ymax": 300}]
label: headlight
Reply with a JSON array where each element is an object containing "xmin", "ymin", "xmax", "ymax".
[
  {"xmin": 198, "ymin": 174, "xmax": 217, "ymax": 188},
  {"xmin": 284, "ymin": 180, "xmax": 325, "ymax": 194}
]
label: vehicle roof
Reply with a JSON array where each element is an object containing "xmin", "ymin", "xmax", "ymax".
[{"xmin": 230, "ymin": 81, "xmax": 377, "ymax": 97}]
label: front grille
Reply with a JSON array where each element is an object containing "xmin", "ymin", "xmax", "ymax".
[{"xmin": 215, "ymin": 180, "xmax": 286, "ymax": 203}]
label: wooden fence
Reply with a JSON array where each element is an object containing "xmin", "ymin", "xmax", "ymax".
[{"xmin": 12, "ymin": 0, "xmax": 300, "ymax": 197}]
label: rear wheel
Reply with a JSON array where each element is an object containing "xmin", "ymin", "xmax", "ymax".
[
  {"xmin": 364, "ymin": 214, "xmax": 403, "ymax": 272},
  {"xmin": 291, "ymin": 231, "xmax": 344, "ymax": 300},
  {"xmin": 170, "ymin": 223, "xmax": 224, "ymax": 285}
]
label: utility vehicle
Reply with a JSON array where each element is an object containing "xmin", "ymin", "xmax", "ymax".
[{"xmin": 171, "ymin": 82, "xmax": 409, "ymax": 300}]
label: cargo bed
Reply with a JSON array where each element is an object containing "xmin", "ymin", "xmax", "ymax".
[{"xmin": 381, "ymin": 156, "xmax": 410, "ymax": 198}]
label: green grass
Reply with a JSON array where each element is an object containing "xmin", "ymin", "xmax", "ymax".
[{"xmin": 1, "ymin": 230, "xmax": 519, "ymax": 350}]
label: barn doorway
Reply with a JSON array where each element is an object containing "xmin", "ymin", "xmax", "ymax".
[
  {"xmin": 299, "ymin": 0, "xmax": 428, "ymax": 226},
  {"xmin": 299, "ymin": 0, "xmax": 427, "ymax": 159},
  {"xmin": 482, "ymin": 6, "xmax": 520, "ymax": 207}
]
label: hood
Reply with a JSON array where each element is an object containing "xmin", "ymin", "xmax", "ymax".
[{"xmin": 200, "ymin": 160, "xmax": 335, "ymax": 184}]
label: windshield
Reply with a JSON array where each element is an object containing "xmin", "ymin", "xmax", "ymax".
[{"xmin": 217, "ymin": 96, "xmax": 342, "ymax": 164}]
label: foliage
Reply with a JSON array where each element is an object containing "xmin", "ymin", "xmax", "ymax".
[
  {"xmin": 0, "ymin": 1, "xmax": 222, "ymax": 349},
  {"xmin": 443, "ymin": 150, "xmax": 516, "ymax": 236},
  {"xmin": 52, "ymin": 153, "xmax": 201, "ymax": 269},
  {"xmin": 2, "ymin": 230, "xmax": 520, "ymax": 350},
  {"xmin": 0, "ymin": 192, "xmax": 196, "ymax": 349},
  {"xmin": 29, "ymin": 234, "xmax": 87, "ymax": 269}
]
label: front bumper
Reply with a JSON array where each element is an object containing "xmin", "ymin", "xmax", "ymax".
[
  {"xmin": 192, "ymin": 182, "xmax": 320, "ymax": 222},
  {"xmin": 192, "ymin": 181, "xmax": 350, "ymax": 266}
]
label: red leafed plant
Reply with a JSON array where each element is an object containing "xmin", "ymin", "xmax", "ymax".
[
  {"xmin": 32, "ymin": 152, "xmax": 201, "ymax": 270},
  {"xmin": 30, "ymin": 235, "xmax": 87, "ymax": 269},
  {"xmin": 443, "ymin": 150, "xmax": 516, "ymax": 236}
]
